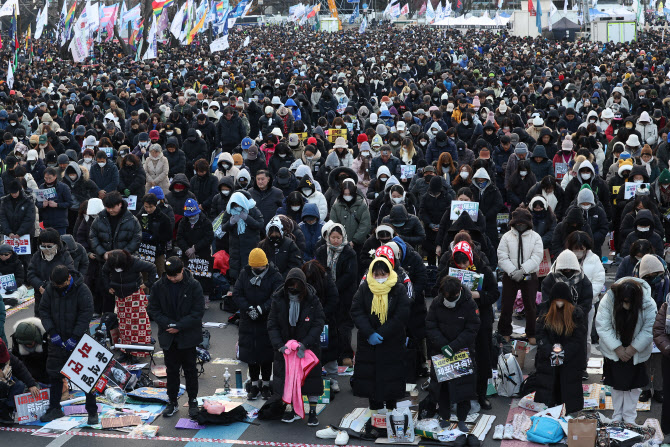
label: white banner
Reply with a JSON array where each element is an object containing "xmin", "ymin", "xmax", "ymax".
[
  {"xmin": 3, "ymin": 234, "xmax": 31, "ymax": 255},
  {"xmin": 60, "ymin": 334, "xmax": 113, "ymax": 394},
  {"xmin": 210, "ymin": 34, "xmax": 229, "ymax": 52},
  {"xmin": 0, "ymin": 0, "xmax": 18, "ymax": 18}
]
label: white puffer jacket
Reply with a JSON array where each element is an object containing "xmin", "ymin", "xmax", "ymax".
[
  {"xmin": 497, "ymin": 227, "xmax": 544, "ymax": 275},
  {"xmin": 581, "ymin": 250, "xmax": 606, "ymax": 301}
]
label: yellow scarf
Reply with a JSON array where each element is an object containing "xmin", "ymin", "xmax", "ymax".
[{"xmin": 366, "ymin": 257, "xmax": 398, "ymax": 325}]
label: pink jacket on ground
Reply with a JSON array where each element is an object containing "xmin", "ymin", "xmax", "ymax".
[{"xmin": 282, "ymin": 339, "xmax": 319, "ymax": 418}]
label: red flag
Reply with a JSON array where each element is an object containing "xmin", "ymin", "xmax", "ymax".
[{"xmin": 528, "ymin": 0, "xmax": 536, "ymax": 16}]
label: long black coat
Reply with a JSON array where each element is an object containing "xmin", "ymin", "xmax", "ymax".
[
  {"xmin": 469, "ymin": 183, "xmax": 504, "ymax": 245},
  {"xmin": 315, "ymin": 244, "xmax": 358, "ymax": 316},
  {"xmin": 0, "ymin": 250, "xmax": 24, "ymax": 287},
  {"xmin": 176, "ymin": 213, "xmax": 215, "ymax": 258},
  {"xmin": 190, "ymin": 172, "xmax": 219, "ymax": 212},
  {"xmin": 221, "ymin": 206, "xmax": 264, "ymax": 280},
  {"xmin": 27, "ymin": 248, "xmax": 74, "ymax": 299},
  {"xmin": 267, "ymin": 284, "xmax": 325, "ymax": 396},
  {"xmin": 426, "ymin": 286, "xmax": 480, "ymax": 404},
  {"xmin": 148, "ymin": 270, "xmax": 205, "ymax": 350},
  {"xmin": 38, "ymin": 272, "xmax": 93, "ymax": 377},
  {"xmin": 317, "ymin": 272, "xmax": 340, "ymax": 364},
  {"xmin": 351, "ymin": 279, "xmax": 410, "ymax": 402},
  {"xmin": 233, "ymin": 264, "xmax": 284, "ymax": 364},
  {"xmin": 534, "ymin": 306, "xmax": 587, "ymax": 413},
  {"xmin": 0, "ymin": 190, "xmax": 36, "ymax": 236}
]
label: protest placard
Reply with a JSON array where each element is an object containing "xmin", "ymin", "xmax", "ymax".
[
  {"xmin": 14, "ymin": 389, "xmax": 50, "ymax": 424},
  {"xmin": 0, "ymin": 273, "xmax": 16, "ymax": 291},
  {"xmin": 400, "ymin": 165, "xmax": 416, "ymax": 180},
  {"xmin": 327, "ymin": 128, "xmax": 347, "ymax": 143},
  {"xmin": 34, "ymin": 187, "xmax": 56, "ymax": 202},
  {"xmin": 624, "ymin": 182, "xmax": 650, "ymax": 199},
  {"xmin": 60, "ymin": 334, "xmax": 113, "ymax": 394},
  {"xmin": 124, "ymin": 195, "xmax": 137, "ymax": 210},
  {"xmin": 448, "ymin": 268, "xmax": 483, "ymax": 291},
  {"xmin": 431, "ymin": 349, "xmax": 474, "ymax": 382},
  {"xmin": 187, "ymin": 257, "xmax": 213, "ymax": 278},
  {"xmin": 137, "ymin": 243, "xmax": 156, "ymax": 263},
  {"xmin": 450, "ymin": 201, "xmax": 479, "ymax": 221},
  {"xmin": 3, "ymin": 234, "xmax": 31, "ymax": 255}
]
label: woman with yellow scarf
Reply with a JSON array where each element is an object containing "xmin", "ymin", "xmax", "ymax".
[{"xmin": 351, "ymin": 255, "xmax": 410, "ymax": 434}]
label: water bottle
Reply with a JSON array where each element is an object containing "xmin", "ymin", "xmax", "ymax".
[
  {"xmin": 104, "ymin": 386, "xmax": 126, "ymax": 405},
  {"xmin": 100, "ymin": 323, "xmax": 108, "ymax": 347}
]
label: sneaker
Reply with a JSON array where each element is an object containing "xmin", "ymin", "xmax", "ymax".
[
  {"xmin": 188, "ymin": 400, "xmax": 199, "ymax": 418},
  {"xmin": 87, "ymin": 413, "xmax": 99, "ymax": 426},
  {"xmin": 40, "ymin": 407, "xmax": 65, "ymax": 422},
  {"xmin": 261, "ymin": 385, "xmax": 272, "ymax": 400},
  {"xmin": 281, "ymin": 410, "xmax": 300, "ymax": 423},
  {"xmin": 478, "ymin": 396, "xmax": 492, "ymax": 410},
  {"xmin": 248, "ymin": 385, "xmax": 260, "ymax": 400},
  {"xmin": 162, "ymin": 401, "xmax": 178, "ymax": 417},
  {"xmin": 640, "ymin": 389, "xmax": 652, "ymax": 402},
  {"xmin": 307, "ymin": 409, "xmax": 319, "ymax": 426},
  {"xmin": 335, "ymin": 430, "xmax": 349, "ymax": 446},
  {"xmin": 492, "ymin": 425, "xmax": 504, "ymax": 440},
  {"xmin": 316, "ymin": 426, "xmax": 339, "ymax": 439},
  {"xmin": 503, "ymin": 424, "xmax": 514, "ymax": 439},
  {"xmin": 331, "ymin": 380, "xmax": 340, "ymax": 393}
]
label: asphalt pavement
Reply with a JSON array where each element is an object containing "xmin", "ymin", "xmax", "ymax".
[{"xmin": 1, "ymin": 258, "xmax": 664, "ymax": 447}]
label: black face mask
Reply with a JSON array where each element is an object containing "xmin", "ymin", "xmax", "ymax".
[
  {"xmin": 378, "ymin": 238, "xmax": 391, "ymax": 244},
  {"xmin": 287, "ymin": 287, "xmax": 301, "ymax": 295},
  {"xmin": 270, "ymin": 236, "xmax": 282, "ymax": 246}
]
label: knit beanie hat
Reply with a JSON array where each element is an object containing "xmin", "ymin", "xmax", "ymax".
[
  {"xmin": 642, "ymin": 144, "xmax": 653, "ymax": 156},
  {"xmin": 248, "ymin": 248, "xmax": 268, "ymax": 268},
  {"xmin": 577, "ymin": 187, "xmax": 595, "ymax": 206},
  {"xmin": 554, "ymin": 249, "xmax": 581, "ymax": 271},
  {"xmin": 562, "ymin": 135, "xmax": 573, "ymax": 151},
  {"xmin": 550, "ymin": 282, "xmax": 572, "ymax": 302},
  {"xmin": 618, "ymin": 158, "xmax": 633, "ymax": 176},
  {"xmin": 232, "ymin": 153, "xmax": 243, "ymax": 166},
  {"xmin": 659, "ymin": 169, "xmax": 670, "ymax": 184},
  {"xmin": 638, "ymin": 254, "xmax": 664, "ymax": 279}
]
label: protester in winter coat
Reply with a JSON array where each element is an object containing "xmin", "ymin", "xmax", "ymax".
[
  {"xmin": 564, "ymin": 160, "xmax": 612, "ymax": 219},
  {"xmin": 329, "ymin": 179, "xmax": 371, "ymax": 250},
  {"xmin": 258, "ymin": 216, "xmax": 302, "ymax": 277},
  {"xmin": 61, "ymin": 235, "xmax": 88, "ymax": 277},
  {"xmin": 534, "ymin": 282, "xmax": 587, "ymax": 413},
  {"xmin": 470, "ymin": 167, "xmax": 504, "ymax": 246},
  {"xmin": 298, "ymin": 204, "xmax": 323, "ymax": 262},
  {"xmin": 62, "ymin": 163, "xmax": 99, "ymax": 225},
  {"xmin": 182, "ymin": 128, "xmax": 208, "ymax": 177},
  {"xmin": 137, "ymin": 194, "xmax": 172, "ymax": 276},
  {"xmin": 144, "ymin": 144, "xmax": 170, "ymax": 193},
  {"xmin": 37, "ymin": 168, "xmax": 72, "ymax": 235},
  {"xmin": 89, "ymin": 192, "xmax": 142, "ymax": 259},
  {"xmin": 420, "ymin": 176, "xmax": 453, "ymax": 265},
  {"xmin": 249, "ymin": 170, "xmax": 284, "ymax": 228},
  {"xmin": 118, "ymin": 154, "xmax": 146, "ymax": 199},
  {"xmin": 529, "ymin": 145, "xmax": 554, "ymax": 180},
  {"xmin": 147, "ymin": 257, "xmax": 205, "ymax": 419},
  {"xmin": 381, "ymin": 204, "xmax": 425, "ymax": 249},
  {"xmin": 426, "ymin": 276, "xmax": 480, "ymax": 433},
  {"xmin": 497, "ymin": 208, "xmax": 544, "ymax": 344},
  {"xmin": 233, "ymin": 248, "xmax": 284, "ymax": 400},
  {"xmin": 351, "ymin": 257, "xmax": 410, "ymax": 418},
  {"xmin": 164, "ymin": 138, "xmax": 187, "ymax": 177},
  {"xmin": 652, "ymin": 288, "xmax": 670, "ymax": 438},
  {"xmin": 507, "ymin": 160, "xmax": 536, "ymax": 212},
  {"xmin": 297, "ymin": 175, "xmax": 328, "ymax": 221},
  {"xmin": 316, "ymin": 223, "xmax": 358, "ymax": 364},
  {"xmin": 189, "ymin": 159, "xmax": 219, "ymax": 214},
  {"xmin": 89, "ymin": 151, "xmax": 120, "ymax": 196},
  {"xmin": 27, "ymin": 228, "xmax": 75, "ymax": 315},
  {"xmin": 550, "ymin": 206, "xmax": 594, "ymax": 259},
  {"xmin": 38, "ymin": 266, "xmax": 96, "ymax": 424},
  {"xmin": 596, "ymin": 278, "xmax": 656, "ymax": 424},
  {"xmin": 267, "ymin": 268, "xmax": 325, "ymax": 426},
  {"xmin": 222, "ymin": 192, "xmax": 264, "ymax": 280},
  {"xmin": 621, "ymin": 209, "xmax": 665, "ymax": 259},
  {"xmin": 0, "ymin": 182, "xmax": 36, "ymax": 244}
]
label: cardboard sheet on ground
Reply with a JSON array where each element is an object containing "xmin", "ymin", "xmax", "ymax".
[
  {"xmin": 101, "ymin": 415, "xmax": 141, "ymax": 428},
  {"xmin": 32, "ymin": 419, "xmax": 80, "ymax": 437}
]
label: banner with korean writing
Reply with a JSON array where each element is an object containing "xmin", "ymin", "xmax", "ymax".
[
  {"xmin": 137, "ymin": 242, "xmax": 156, "ymax": 263},
  {"xmin": 327, "ymin": 128, "xmax": 347, "ymax": 143},
  {"xmin": 624, "ymin": 182, "xmax": 650, "ymax": 199},
  {"xmin": 431, "ymin": 349, "xmax": 474, "ymax": 382},
  {"xmin": 60, "ymin": 334, "xmax": 112, "ymax": 393},
  {"xmin": 14, "ymin": 389, "xmax": 50, "ymax": 424},
  {"xmin": 0, "ymin": 273, "xmax": 16, "ymax": 291},
  {"xmin": 3, "ymin": 234, "xmax": 31, "ymax": 254},
  {"xmin": 187, "ymin": 257, "xmax": 213, "ymax": 278},
  {"xmin": 34, "ymin": 187, "xmax": 56, "ymax": 202},
  {"xmin": 449, "ymin": 200, "xmax": 479, "ymax": 221}
]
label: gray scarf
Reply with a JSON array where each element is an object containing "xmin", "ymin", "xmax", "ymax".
[
  {"xmin": 288, "ymin": 293, "xmax": 301, "ymax": 327},
  {"xmin": 250, "ymin": 268, "xmax": 268, "ymax": 286}
]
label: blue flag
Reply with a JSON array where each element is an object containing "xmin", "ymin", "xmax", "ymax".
[
  {"xmin": 359, "ymin": 15, "xmax": 367, "ymax": 33},
  {"xmin": 349, "ymin": 4, "xmax": 359, "ymax": 24},
  {"xmin": 536, "ymin": 0, "xmax": 542, "ymax": 33}
]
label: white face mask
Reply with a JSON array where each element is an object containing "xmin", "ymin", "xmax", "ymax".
[
  {"xmin": 361, "ymin": 151, "xmax": 370, "ymax": 157},
  {"xmin": 392, "ymin": 197, "xmax": 403, "ymax": 204},
  {"xmin": 573, "ymin": 250, "xmax": 585, "ymax": 259},
  {"xmin": 335, "ymin": 125, "xmax": 342, "ymax": 129},
  {"xmin": 69, "ymin": 175, "xmax": 77, "ymax": 181},
  {"xmin": 520, "ymin": 170, "xmax": 528, "ymax": 177},
  {"xmin": 420, "ymin": 140, "xmax": 427, "ymax": 146},
  {"xmin": 278, "ymin": 153, "xmax": 286, "ymax": 158},
  {"xmin": 166, "ymin": 131, "xmax": 173, "ymax": 135},
  {"xmin": 343, "ymin": 194, "xmax": 353, "ymax": 202},
  {"xmin": 375, "ymin": 277, "xmax": 388, "ymax": 284},
  {"xmin": 291, "ymin": 205, "xmax": 300, "ymax": 211},
  {"xmin": 555, "ymin": 300, "xmax": 564, "ymax": 308},
  {"xmin": 462, "ymin": 120, "xmax": 469, "ymax": 126},
  {"xmin": 98, "ymin": 162, "xmax": 106, "ymax": 167},
  {"xmin": 634, "ymin": 179, "xmax": 643, "ymax": 184},
  {"xmin": 114, "ymin": 268, "xmax": 123, "ymax": 272},
  {"xmin": 622, "ymin": 302, "xmax": 631, "ymax": 310},
  {"xmin": 302, "ymin": 188, "xmax": 312, "ymax": 196},
  {"xmin": 637, "ymin": 226, "xmax": 650, "ymax": 232},
  {"xmin": 460, "ymin": 171, "xmax": 469, "ymax": 179},
  {"xmin": 580, "ymin": 204, "xmax": 591, "ymax": 210},
  {"xmin": 84, "ymin": 157, "xmax": 92, "ymax": 163},
  {"xmin": 581, "ymin": 173, "xmax": 591, "ymax": 180}
]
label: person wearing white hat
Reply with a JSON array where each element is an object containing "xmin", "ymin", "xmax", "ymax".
[
  {"xmin": 527, "ymin": 115, "xmax": 548, "ymax": 141},
  {"xmin": 625, "ymin": 134, "xmax": 642, "ymax": 156}
]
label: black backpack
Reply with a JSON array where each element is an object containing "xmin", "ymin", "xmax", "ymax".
[{"xmin": 518, "ymin": 371, "xmax": 538, "ymax": 397}]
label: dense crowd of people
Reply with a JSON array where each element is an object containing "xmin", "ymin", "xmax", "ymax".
[{"xmin": 2, "ymin": 22, "xmax": 670, "ymax": 440}]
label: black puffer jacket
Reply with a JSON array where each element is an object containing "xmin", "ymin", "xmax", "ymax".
[
  {"xmin": 0, "ymin": 250, "xmax": 24, "ymax": 287},
  {"xmin": 209, "ymin": 176, "xmax": 234, "ymax": 219},
  {"xmin": 163, "ymin": 146, "xmax": 186, "ymax": 177},
  {"xmin": 89, "ymin": 206, "xmax": 142, "ymax": 257},
  {"xmin": 136, "ymin": 207, "xmax": 173, "ymax": 256},
  {"xmin": 351, "ymin": 275, "xmax": 411, "ymax": 402},
  {"xmin": 27, "ymin": 248, "xmax": 74, "ymax": 295},
  {"xmin": 38, "ymin": 271, "xmax": 93, "ymax": 376},
  {"xmin": 426, "ymin": 285, "xmax": 480, "ymax": 404},
  {"xmin": 380, "ymin": 204, "xmax": 425, "ymax": 248},
  {"xmin": 258, "ymin": 236, "xmax": 303, "ymax": 277},
  {"xmin": 102, "ymin": 256, "xmax": 157, "ymax": 299},
  {"xmin": 166, "ymin": 174, "xmax": 196, "ymax": 219},
  {"xmin": 222, "ymin": 205, "xmax": 264, "ymax": 280},
  {"xmin": 182, "ymin": 129, "xmax": 209, "ymax": 172},
  {"xmin": 550, "ymin": 207, "xmax": 595, "ymax": 258},
  {"xmin": 190, "ymin": 172, "xmax": 219, "ymax": 212},
  {"xmin": 176, "ymin": 213, "xmax": 215, "ymax": 259},
  {"xmin": 233, "ymin": 264, "xmax": 284, "ymax": 364},
  {"xmin": 267, "ymin": 269, "xmax": 325, "ymax": 396},
  {"xmin": 0, "ymin": 189, "xmax": 35, "ymax": 236},
  {"xmin": 148, "ymin": 270, "xmax": 205, "ymax": 350},
  {"xmin": 249, "ymin": 183, "xmax": 284, "ymax": 229},
  {"xmin": 216, "ymin": 114, "xmax": 246, "ymax": 150},
  {"xmin": 62, "ymin": 163, "xmax": 99, "ymax": 211}
]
